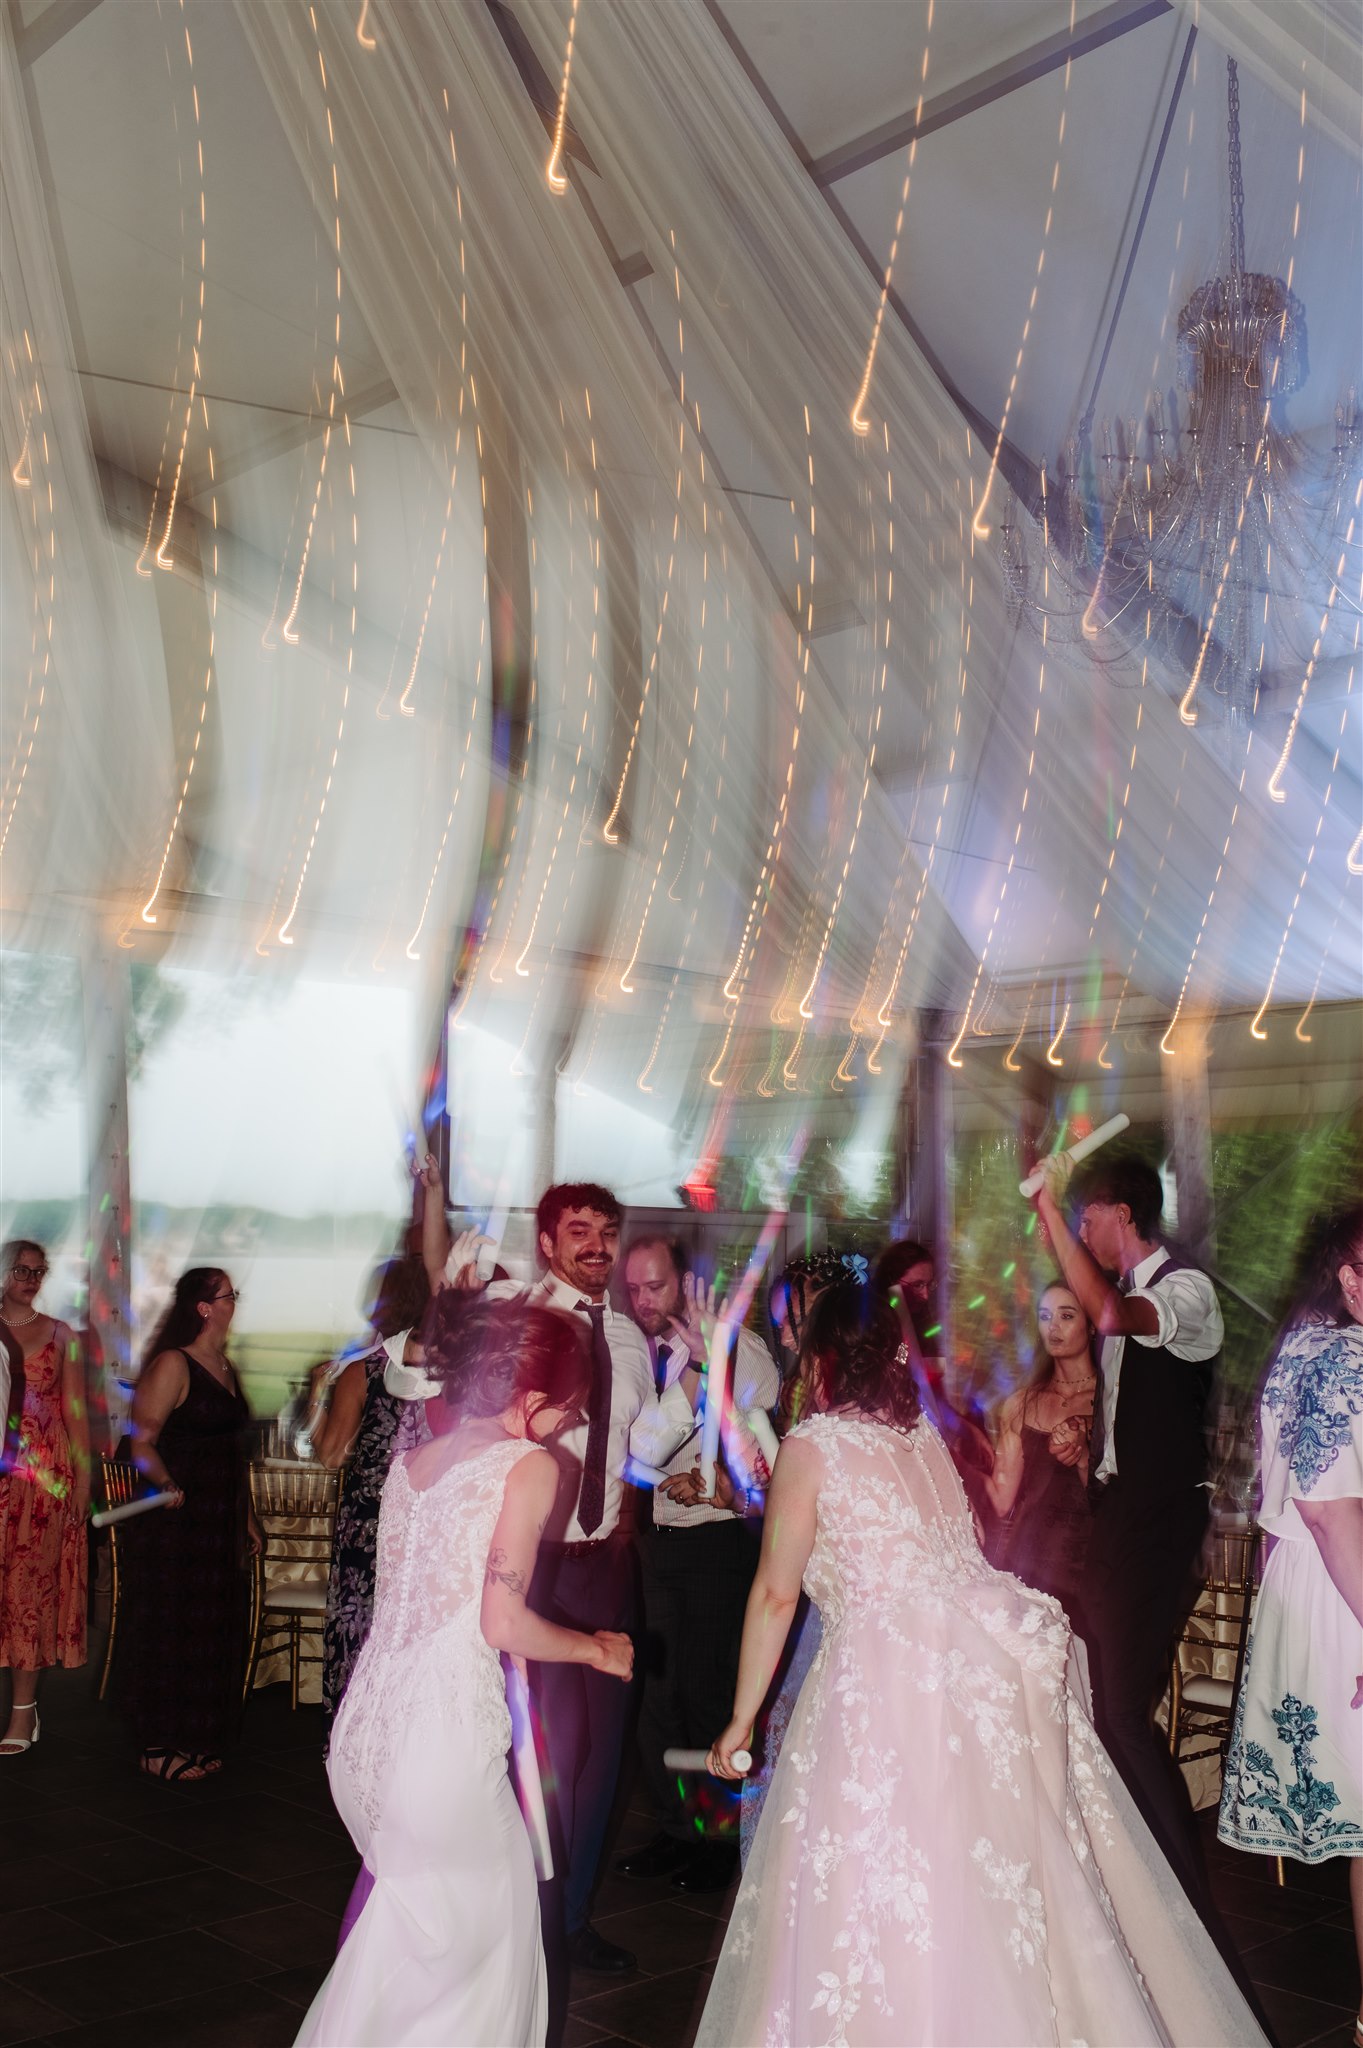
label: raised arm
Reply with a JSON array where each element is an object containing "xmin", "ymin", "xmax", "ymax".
[
  {"xmin": 480, "ymin": 1451, "xmax": 633, "ymax": 1679},
  {"xmin": 708, "ymin": 1432, "xmax": 821, "ymax": 1776},
  {"xmin": 1034, "ymin": 1182, "xmax": 1159, "ymax": 1339},
  {"xmin": 128, "ymin": 1349, "xmax": 191, "ymax": 1498},
  {"xmin": 419, "ymin": 1154, "xmax": 452, "ymax": 1294}
]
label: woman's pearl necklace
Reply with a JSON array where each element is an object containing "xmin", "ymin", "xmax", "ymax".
[{"xmin": 2, "ymin": 1304, "xmax": 38, "ymax": 1328}]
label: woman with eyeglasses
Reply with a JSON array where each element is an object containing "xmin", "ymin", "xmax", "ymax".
[
  {"xmin": 0, "ymin": 1240, "xmax": 90, "ymax": 1757},
  {"xmin": 117, "ymin": 1266, "xmax": 261, "ymax": 1782}
]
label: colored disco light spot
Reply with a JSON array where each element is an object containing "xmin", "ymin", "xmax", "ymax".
[
  {"xmin": 1002, "ymin": 1262, "xmax": 1016, "ymax": 1279},
  {"xmin": 967, "ymin": 1295, "xmax": 986, "ymax": 1311}
]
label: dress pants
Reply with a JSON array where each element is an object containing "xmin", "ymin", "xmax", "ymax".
[
  {"xmin": 529, "ymin": 1531, "xmax": 639, "ymax": 2036},
  {"xmin": 638, "ymin": 1518, "xmax": 759, "ymax": 1841},
  {"xmin": 1080, "ymin": 1479, "xmax": 1209, "ymax": 1897}
]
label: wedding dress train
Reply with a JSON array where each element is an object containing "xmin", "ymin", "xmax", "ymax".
[
  {"xmin": 696, "ymin": 1412, "xmax": 1266, "ymax": 2048},
  {"xmin": 295, "ymin": 1438, "xmax": 548, "ymax": 2047}
]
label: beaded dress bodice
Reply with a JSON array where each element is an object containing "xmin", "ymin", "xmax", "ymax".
[{"xmin": 329, "ymin": 1435, "xmax": 541, "ymax": 1834}]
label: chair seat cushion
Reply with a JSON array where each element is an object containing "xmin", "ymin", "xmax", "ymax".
[
  {"xmin": 1181, "ymin": 1674, "xmax": 1233, "ymax": 1710},
  {"xmin": 263, "ymin": 1582, "xmax": 329, "ymax": 1614}
]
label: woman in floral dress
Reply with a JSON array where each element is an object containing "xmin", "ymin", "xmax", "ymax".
[
  {"xmin": 1219, "ymin": 1202, "xmax": 1363, "ymax": 2040},
  {"xmin": 0, "ymin": 1240, "xmax": 89, "ymax": 1756},
  {"xmin": 316, "ymin": 1256, "xmax": 430, "ymax": 1738}
]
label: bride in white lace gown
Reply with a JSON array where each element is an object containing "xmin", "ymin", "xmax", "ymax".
[
  {"xmin": 699, "ymin": 1283, "xmax": 1267, "ymax": 2048},
  {"xmin": 295, "ymin": 1298, "xmax": 632, "ymax": 2048}
]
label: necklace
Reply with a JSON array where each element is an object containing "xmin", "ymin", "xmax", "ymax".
[{"xmin": 2, "ymin": 1305, "xmax": 38, "ymax": 1328}]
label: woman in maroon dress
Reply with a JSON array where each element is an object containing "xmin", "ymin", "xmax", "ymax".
[{"xmin": 118, "ymin": 1267, "xmax": 260, "ymax": 1781}]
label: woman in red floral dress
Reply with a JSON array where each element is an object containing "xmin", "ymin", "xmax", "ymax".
[{"xmin": 0, "ymin": 1239, "xmax": 90, "ymax": 1755}]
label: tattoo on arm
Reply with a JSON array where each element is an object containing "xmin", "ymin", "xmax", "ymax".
[{"xmin": 485, "ymin": 1546, "xmax": 527, "ymax": 1596}]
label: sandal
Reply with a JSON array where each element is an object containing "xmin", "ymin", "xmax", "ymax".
[
  {"xmin": 0, "ymin": 1702, "xmax": 39, "ymax": 1757},
  {"xmin": 193, "ymin": 1754, "xmax": 224, "ymax": 1775},
  {"xmin": 140, "ymin": 1747, "xmax": 206, "ymax": 1783}
]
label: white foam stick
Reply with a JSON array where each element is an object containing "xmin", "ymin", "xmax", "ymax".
[
  {"xmin": 664, "ymin": 1746, "xmax": 752, "ymax": 1775},
  {"xmin": 506, "ymin": 1660, "xmax": 553, "ymax": 1881},
  {"xmin": 625, "ymin": 1456, "xmax": 671, "ymax": 1488},
  {"xmin": 1019, "ymin": 1112, "xmax": 1131, "ymax": 1198},
  {"xmin": 698, "ymin": 1316, "xmax": 732, "ymax": 1493},
  {"xmin": 91, "ymin": 1490, "xmax": 176, "ymax": 1528},
  {"xmin": 745, "ymin": 1408, "xmax": 781, "ymax": 1470}
]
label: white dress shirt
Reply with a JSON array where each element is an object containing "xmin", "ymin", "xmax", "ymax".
[
  {"xmin": 1093, "ymin": 1246, "xmax": 1223, "ymax": 1484},
  {"xmin": 486, "ymin": 1270, "xmax": 653, "ymax": 1543},
  {"xmin": 632, "ymin": 1325, "xmax": 780, "ymax": 1530}
]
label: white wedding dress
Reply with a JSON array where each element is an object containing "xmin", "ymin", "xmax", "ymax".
[
  {"xmin": 295, "ymin": 1437, "xmax": 548, "ymax": 2048},
  {"xmin": 696, "ymin": 1413, "xmax": 1267, "ymax": 2048}
]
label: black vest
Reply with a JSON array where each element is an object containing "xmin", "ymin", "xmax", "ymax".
[{"xmin": 1108, "ymin": 1252, "xmax": 1216, "ymax": 1497}]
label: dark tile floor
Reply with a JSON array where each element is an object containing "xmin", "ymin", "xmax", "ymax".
[{"xmin": 1, "ymin": 1646, "xmax": 1356, "ymax": 2047}]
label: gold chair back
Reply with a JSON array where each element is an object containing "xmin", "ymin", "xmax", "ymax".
[
  {"xmin": 95, "ymin": 1455, "xmax": 142, "ymax": 1702},
  {"xmin": 245, "ymin": 1460, "xmax": 340, "ymax": 1709},
  {"xmin": 1168, "ymin": 1518, "xmax": 1260, "ymax": 1768}
]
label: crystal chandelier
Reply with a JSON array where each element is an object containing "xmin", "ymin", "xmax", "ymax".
[{"xmin": 1000, "ymin": 59, "xmax": 1361, "ymax": 749}]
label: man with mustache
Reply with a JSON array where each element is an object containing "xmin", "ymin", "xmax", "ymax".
[{"xmin": 444, "ymin": 1182, "xmax": 653, "ymax": 2031}]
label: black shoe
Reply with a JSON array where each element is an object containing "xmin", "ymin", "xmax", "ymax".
[
  {"xmin": 614, "ymin": 1831, "xmax": 695, "ymax": 1880},
  {"xmin": 567, "ymin": 1924, "xmax": 637, "ymax": 1974},
  {"xmin": 671, "ymin": 1840, "xmax": 739, "ymax": 1893}
]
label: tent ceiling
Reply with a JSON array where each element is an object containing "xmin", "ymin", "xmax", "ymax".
[{"xmin": 2, "ymin": 0, "xmax": 1359, "ymax": 1129}]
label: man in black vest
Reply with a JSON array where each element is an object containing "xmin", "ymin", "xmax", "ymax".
[{"xmin": 1035, "ymin": 1150, "xmax": 1220, "ymax": 1905}]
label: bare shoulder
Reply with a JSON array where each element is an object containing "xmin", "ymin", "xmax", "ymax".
[
  {"xmin": 143, "ymin": 1347, "xmax": 191, "ymax": 1386},
  {"xmin": 504, "ymin": 1442, "xmax": 557, "ymax": 1503},
  {"xmin": 772, "ymin": 1429, "xmax": 824, "ymax": 1487},
  {"xmin": 986, "ymin": 1384, "xmax": 1019, "ymax": 1433}
]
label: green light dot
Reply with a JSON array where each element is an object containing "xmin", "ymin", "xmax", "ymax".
[
  {"xmin": 1002, "ymin": 1262, "xmax": 1016, "ymax": 1280},
  {"xmin": 967, "ymin": 1294, "xmax": 986, "ymax": 1310}
]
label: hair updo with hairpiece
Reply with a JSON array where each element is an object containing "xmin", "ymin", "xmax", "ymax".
[
  {"xmin": 420, "ymin": 1294, "xmax": 591, "ymax": 1428},
  {"xmin": 800, "ymin": 1278, "xmax": 922, "ymax": 1435}
]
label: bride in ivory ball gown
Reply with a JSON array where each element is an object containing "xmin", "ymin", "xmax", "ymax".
[
  {"xmin": 294, "ymin": 1297, "xmax": 632, "ymax": 2048},
  {"xmin": 698, "ymin": 1280, "xmax": 1267, "ymax": 2048}
]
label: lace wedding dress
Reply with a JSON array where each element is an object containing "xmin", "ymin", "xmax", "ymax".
[
  {"xmin": 696, "ymin": 1413, "xmax": 1266, "ymax": 2048},
  {"xmin": 295, "ymin": 1437, "xmax": 548, "ymax": 2048}
]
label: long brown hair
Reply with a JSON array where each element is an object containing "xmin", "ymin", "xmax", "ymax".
[
  {"xmin": 142, "ymin": 1267, "xmax": 229, "ymax": 1367},
  {"xmin": 800, "ymin": 1279, "xmax": 922, "ymax": 1435}
]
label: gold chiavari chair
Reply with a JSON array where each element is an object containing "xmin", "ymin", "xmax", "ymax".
[
  {"xmin": 1167, "ymin": 1516, "xmax": 1259, "ymax": 1767},
  {"xmin": 94, "ymin": 1454, "xmax": 141, "ymax": 1701},
  {"xmin": 245, "ymin": 1461, "xmax": 340, "ymax": 1709}
]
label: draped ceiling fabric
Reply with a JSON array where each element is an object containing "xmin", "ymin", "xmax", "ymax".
[{"xmin": 1, "ymin": 0, "xmax": 1360, "ymax": 1148}]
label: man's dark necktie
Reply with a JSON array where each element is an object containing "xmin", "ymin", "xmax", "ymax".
[
  {"xmin": 649, "ymin": 1336, "xmax": 669, "ymax": 1397},
  {"xmin": 576, "ymin": 1301, "xmax": 613, "ymax": 1536},
  {"xmin": 1088, "ymin": 1271, "xmax": 1131, "ymax": 1478}
]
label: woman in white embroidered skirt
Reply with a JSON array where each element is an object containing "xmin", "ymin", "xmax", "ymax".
[
  {"xmin": 697, "ymin": 1279, "xmax": 1267, "ymax": 2048},
  {"xmin": 1219, "ymin": 1203, "xmax": 1363, "ymax": 2047}
]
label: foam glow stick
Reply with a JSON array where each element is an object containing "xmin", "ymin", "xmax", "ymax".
[
  {"xmin": 745, "ymin": 1408, "xmax": 781, "ymax": 1471},
  {"xmin": 699, "ymin": 1207, "xmax": 792, "ymax": 1493},
  {"xmin": 506, "ymin": 1660, "xmax": 553, "ymax": 1880},
  {"xmin": 625, "ymin": 1456, "xmax": 671, "ymax": 1488},
  {"xmin": 91, "ymin": 1491, "xmax": 177, "ymax": 1528},
  {"xmin": 1019, "ymin": 1112, "xmax": 1130, "ymax": 1198},
  {"xmin": 664, "ymin": 1746, "xmax": 752, "ymax": 1775},
  {"xmin": 696, "ymin": 1134, "xmax": 812, "ymax": 1491}
]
